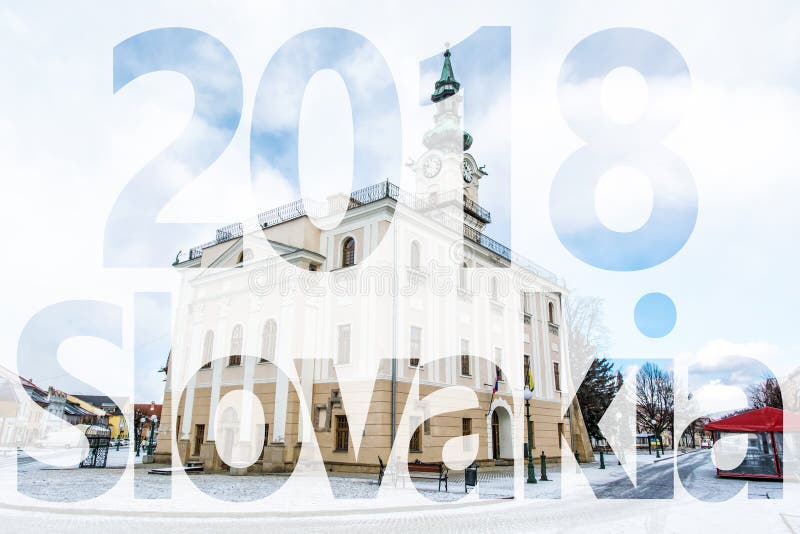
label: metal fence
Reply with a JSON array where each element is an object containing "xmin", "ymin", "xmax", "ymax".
[{"xmin": 171, "ymin": 181, "xmax": 562, "ymax": 285}]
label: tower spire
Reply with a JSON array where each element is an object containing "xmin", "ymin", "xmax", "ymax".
[{"xmin": 430, "ymin": 48, "xmax": 460, "ymax": 102}]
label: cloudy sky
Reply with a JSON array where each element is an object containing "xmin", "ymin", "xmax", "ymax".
[{"xmin": 1, "ymin": 1, "xmax": 798, "ymax": 415}]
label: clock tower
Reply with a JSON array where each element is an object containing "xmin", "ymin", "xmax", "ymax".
[{"xmin": 414, "ymin": 49, "xmax": 489, "ymax": 231}]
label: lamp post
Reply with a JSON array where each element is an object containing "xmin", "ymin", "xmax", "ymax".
[
  {"xmin": 147, "ymin": 414, "xmax": 159, "ymax": 456},
  {"xmin": 524, "ymin": 386, "xmax": 537, "ymax": 484},
  {"xmin": 136, "ymin": 416, "xmax": 146, "ymax": 457},
  {"xmin": 651, "ymin": 418, "xmax": 661, "ymax": 459},
  {"xmin": 133, "ymin": 413, "xmax": 140, "ymax": 457}
]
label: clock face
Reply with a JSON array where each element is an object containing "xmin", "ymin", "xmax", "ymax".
[
  {"xmin": 463, "ymin": 159, "xmax": 474, "ymax": 183},
  {"xmin": 423, "ymin": 156, "xmax": 441, "ymax": 178}
]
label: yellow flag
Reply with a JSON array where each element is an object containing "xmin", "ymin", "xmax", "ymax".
[{"xmin": 527, "ymin": 368, "xmax": 535, "ymax": 391}]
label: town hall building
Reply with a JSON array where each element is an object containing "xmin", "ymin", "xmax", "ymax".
[{"xmin": 153, "ymin": 49, "xmax": 592, "ymax": 474}]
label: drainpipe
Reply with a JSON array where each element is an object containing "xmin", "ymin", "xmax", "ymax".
[{"xmin": 390, "ymin": 201, "xmax": 398, "ymax": 455}]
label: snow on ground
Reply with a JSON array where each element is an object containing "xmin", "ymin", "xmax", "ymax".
[
  {"xmin": 1, "ymin": 447, "xmax": 795, "ymax": 534},
  {"xmin": 1, "ymin": 447, "xmax": 786, "ymax": 508}
]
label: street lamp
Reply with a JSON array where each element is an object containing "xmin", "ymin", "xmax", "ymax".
[
  {"xmin": 147, "ymin": 414, "xmax": 159, "ymax": 456},
  {"xmin": 651, "ymin": 418, "xmax": 661, "ymax": 459},
  {"xmin": 136, "ymin": 416, "xmax": 146, "ymax": 457},
  {"xmin": 524, "ymin": 386, "xmax": 537, "ymax": 484}
]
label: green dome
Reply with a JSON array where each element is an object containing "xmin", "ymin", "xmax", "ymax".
[{"xmin": 463, "ymin": 131, "xmax": 473, "ymax": 151}]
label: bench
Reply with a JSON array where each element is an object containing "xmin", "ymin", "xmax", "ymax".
[
  {"xmin": 376, "ymin": 457, "xmax": 448, "ymax": 492},
  {"xmin": 149, "ymin": 461, "xmax": 204, "ymax": 476},
  {"xmin": 148, "ymin": 465, "xmax": 203, "ymax": 475},
  {"xmin": 407, "ymin": 460, "xmax": 448, "ymax": 492}
]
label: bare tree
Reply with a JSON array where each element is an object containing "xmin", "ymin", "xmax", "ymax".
[
  {"xmin": 747, "ymin": 377, "xmax": 783, "ymax": 409},
  {"xmin": 683, "ymin": 416, "xmax": 710, "ymax": 448},
  {"xmin": 636, "ymin": 362, "xmax": 674, "ymax": 449},
  {"xmin": 566, "ymin": 296, "xmax": 610, "ymax": 391}
]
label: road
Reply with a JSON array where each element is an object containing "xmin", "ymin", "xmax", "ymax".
[{"xmin": 588, "ymin": 450, "xmax": 782, "ymax": 500}]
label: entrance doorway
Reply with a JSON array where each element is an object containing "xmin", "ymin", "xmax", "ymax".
[
  {"xmin": 489, "ymin": 405, "xmax": 513, "ymax": 460},
  {"xmin": 491, "ymin": 411, "xmax": 500, "ymax": 460}
]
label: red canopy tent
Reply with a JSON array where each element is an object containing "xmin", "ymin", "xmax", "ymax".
[{"xmin": 705, "ymin": 407, "xmax": 797, "ymax": 480}]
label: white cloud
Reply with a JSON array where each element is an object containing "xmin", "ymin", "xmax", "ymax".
[
  {"xmin": 3, "ymin": 0, "xmax": 800, "ymax": 411},
  {"xmin": 692, "ymin": 379, "xmax": 748, "ymax": 416},
  {"xmin": 676, "ymin": 339, "xmax": 786, "ymax": 377}
]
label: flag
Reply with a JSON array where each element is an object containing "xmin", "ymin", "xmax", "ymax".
[
  {"xmin": 493, "ymin": 366, "xmax": 502, "ymax": 393},
  {"xmin": 527, "ymin": 367, "xmax": 535, "ymax": 392}
]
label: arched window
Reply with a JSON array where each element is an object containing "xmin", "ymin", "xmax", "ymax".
[
  {"xmin": 260, "ymin": 319, "xmax": 277, "ymax": 363},
  {"xmin": 341, "ymin": 237, "xmax": 356, "ymax": 267},
  {"xmin": 410, "ymin": 241, "xmax": 421, "ymax": 269},
  {"xmin": 201, "ymin": 331, "xmax": 214, "ymax": 369},
  {"xmin": 548, "ymin": 302, "xmax": 556, "ymax": 324},
  {"xmin": 228, "ymin": 324, "xmax": 243, "ymax": 366}
]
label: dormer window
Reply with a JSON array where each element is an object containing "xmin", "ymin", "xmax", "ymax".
[{"xmin": 341, "ymin": 237, "xmax": 356, "ymax": 268}]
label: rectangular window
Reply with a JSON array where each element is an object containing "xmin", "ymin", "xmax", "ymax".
[
  {"xmin": 337, "ymin": 325, "xmax": 351, "ymax": 365},
  {"xmin": 460, "ymin": 339, "xmax": 471, "ymax": 376},
  {"xmin": 553, "ymin": 362, "xmax": 561, "ymax": 391},
  {"xmin": 459, "ymin": 263, "xmax": 468, "ymax": 291},
  {"xmin": 463, "ymin": 417, "xmax": 474, "ymax": 452},
  {"xmin": 193, "ymin": 424, "xmax": 205, "ymax": 456},
  {"xmin": 410, "ymin": 426, "xmax": 422, "ymax": 452},
  {"xmin": 462, "ymin": 418, "xmax": 472, "ymax": 436},
  {"xmin": 558, "ymin": 423, "xmax": 564, "ymax": 449},
  {"xmin": 524, "ymin": 355, "xmax": 531, "ymax": 387},
  {"xmin": 409, "ymin": 326, "xmax": 421, "ymax": 367},
  {"xmin": 228, "ymin": 354, "xmax": 242, "ymax": 366},
  {"xmin": 335, "ymin": 415, "xmax": 349, "ymax": 451}
]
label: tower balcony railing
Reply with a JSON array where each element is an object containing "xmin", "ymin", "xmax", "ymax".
[
  {"xmin": 462, "ymin": 224, "xmax": 562, "ymax": 286},
  {"xmin": 463, "ymin": 196, "xmax": 492, "ymax": 224},
  {"xmin": 173, "ymin": 182, "xmax": 563, "ymax": 286}
]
